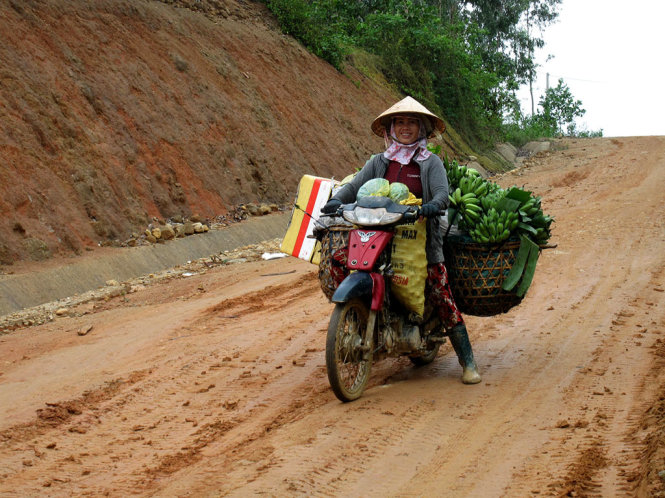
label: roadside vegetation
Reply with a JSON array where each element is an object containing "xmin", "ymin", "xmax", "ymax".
[{"xmin": 262, "ymin": 0, "xmax": 602, "ymax": 148}]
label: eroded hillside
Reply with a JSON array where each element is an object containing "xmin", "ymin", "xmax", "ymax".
[{"xmin": 1, "ymin": 0, "xmax": 409, "ymax": 263}]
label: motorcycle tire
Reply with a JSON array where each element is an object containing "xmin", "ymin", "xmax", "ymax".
[
  {"xmin": 409, "ymin": 342, "xmax": 441, "ymax": 366},
  {"xmin": 325, "ymin": 299, "xmax": 373, "ymax": 402}
]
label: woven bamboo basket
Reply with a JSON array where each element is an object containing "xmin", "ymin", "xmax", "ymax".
[
  {"xmin": 443, "ymin": 234, "xmax": 523, "ymax": 317},
  {"xmin": 317, "ymin": 227, "xmax": 351, "ymax": 300}
]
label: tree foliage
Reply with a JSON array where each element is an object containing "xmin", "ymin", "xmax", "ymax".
[
  {"xmin": 502, "ymin": 78, "xmax": 599, "ymax": 146},
  {"xmin": 263, "ymin": 0, "xmax": 564, "ymax": 145},
  {"xmin": 539, "ymin": 78, "xmax": 586, "ymax": 134}
]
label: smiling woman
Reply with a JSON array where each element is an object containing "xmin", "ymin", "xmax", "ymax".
[
  {"xmin": 392, "ymin": 116, "xmax": 421, "ymax": 144},
  {"xmin": 321, "ymin": 96, "xmax": 482, "ymax": 385}
]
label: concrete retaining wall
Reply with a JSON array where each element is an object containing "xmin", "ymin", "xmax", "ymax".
[{"xmin": 0, "ymin": 213, "xmax": 290, "ymax": 316}]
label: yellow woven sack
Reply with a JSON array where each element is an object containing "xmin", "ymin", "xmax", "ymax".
[{"xmin": 391, "ymin": 218, "xmax": 428, "ymax": 316}]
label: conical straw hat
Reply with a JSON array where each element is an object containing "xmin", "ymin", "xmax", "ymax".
[{"xmin": 371, "ymin": 96, "xmax": 445, "ymax": 138}]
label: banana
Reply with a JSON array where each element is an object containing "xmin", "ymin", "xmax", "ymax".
[
  {"xmin": 522, "ymin": 199, "xmax": 535, "ymax": 209},
  {"xmin": 474, "ymin": 183, "xmax": 488, "ymax": 197}
]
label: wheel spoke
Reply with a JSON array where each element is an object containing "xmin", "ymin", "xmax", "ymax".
[{"xmin": 326, "ymin": 300, "xmax": 373, "ymax": 401}]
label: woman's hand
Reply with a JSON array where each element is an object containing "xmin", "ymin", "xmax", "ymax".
[
  {"xmin": 321, "ymin": 199, "xmax": 342, "ymax": 214},
  {"xmin": 419, "ymin": 202, "xmax": 439, "ymax": 218}
]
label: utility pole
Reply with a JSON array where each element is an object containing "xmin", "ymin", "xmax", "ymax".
[
  {"xmin": 529, "ymin": 79, "xmax": 535, "ymax": 116},
  {"xmin": 546, "ymin": 72, "xmax": 550, "ymax": 91}
]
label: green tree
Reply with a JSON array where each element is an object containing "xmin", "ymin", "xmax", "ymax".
[
  {"xmin": 539, "ymin": 78, "xmax": 585, "ymax": 134},
  {"xmin": 262, "ymin": 0, "xmax": 565, "ymax": 145}
]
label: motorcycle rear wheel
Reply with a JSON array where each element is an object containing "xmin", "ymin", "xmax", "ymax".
[
  {"xmin": 409, "ymin": 342, "xmax": 441, "ymax": 366},
  {"xmin": 326, "ymin": 299, "xmax": 373, "ymax": 402}
]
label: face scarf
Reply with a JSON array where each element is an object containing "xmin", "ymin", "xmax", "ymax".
[{"xmin": 383, "ymin": 117, "xmax": 432, "ymax": 165}]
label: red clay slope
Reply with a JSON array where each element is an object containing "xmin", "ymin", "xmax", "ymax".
[{"xmin": 0, "ymin": 0, "xmax": 400, "ymax": 263}]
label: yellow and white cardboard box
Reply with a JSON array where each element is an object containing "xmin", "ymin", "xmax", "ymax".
[{"xmin": 281, "ymin": 175, "xmax": 335, "ymax": 265}]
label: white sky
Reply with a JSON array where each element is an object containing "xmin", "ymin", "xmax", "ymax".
[{"xmin": 517, "ymin": 0, "xmax": 665, "ymax": 137}]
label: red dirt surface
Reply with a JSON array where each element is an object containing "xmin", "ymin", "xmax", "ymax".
[
  {"xmin": 1, "ymin": 137, "xmax": 665, "ymax": 496},
  {"xmin": 0, "ymin": 0, "xmax": 404, "ymax": 263}
]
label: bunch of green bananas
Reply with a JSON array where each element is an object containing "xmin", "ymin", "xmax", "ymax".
[
  {"xmin": 470, "ymin": 208, "xmax": 519, "ymax": 244},
  {"xmin": 517, "ymin": 195, "xmax": 554, "ymax": 244},
  {"xmin": 519, "ymin": 196, "xmax": 542, "ymax": 218},
  {"xmin": 448, "ymin": 174, "xmax": 491, "ymax": 227},
  {"xmin": 443, "ymin": 157, "xmax": 465, "ymax": 190},
  {"xmin": 530, "ymin": 214, "xmax": 554, "ymax": 243},
  {"xmin": 443, "ymin": 156, "xmax": 481, "ymax": 192},
  {"xmin": 448, "ymin": 188, "xmax": 482, "ymax": 227},
  {"xmin": 534, "ymin": 225, "xmax": 551, "ymax": 243},
  {"xmin": 480, "ymin": 190, "xmax": 505, "ymax": 212},
  {"xmin": 458, "ymin": 175, "xmax": 488, "ymax": 198},
  {"xmin": 442, "ymin": 156, "xmax": 555, "ymax": 247}
]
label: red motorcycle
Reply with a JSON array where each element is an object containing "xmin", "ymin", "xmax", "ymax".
[{"xmin": 318, "ymin": 196, "xmax": 444, "ymax": 402}]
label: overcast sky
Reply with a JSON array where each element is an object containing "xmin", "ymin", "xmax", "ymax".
[{"xmin": 517, "ymin": 0, "xmax": 665, "ymax": 137}]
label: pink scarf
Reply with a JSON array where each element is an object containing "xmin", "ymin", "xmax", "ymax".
[{"xmin": 383, "ymin": 119, "xmax": 431, "ymax": 165}]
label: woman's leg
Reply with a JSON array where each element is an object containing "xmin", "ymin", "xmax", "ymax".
[{"xmin": 426, "ymin": 263, "xmax": 481, "ymax": 384}]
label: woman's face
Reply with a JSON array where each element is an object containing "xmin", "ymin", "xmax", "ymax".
[{"xmin": 393, "ymin": 116, "xmax": 421, "ymax": 145}]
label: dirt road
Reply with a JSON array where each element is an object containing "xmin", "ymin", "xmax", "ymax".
[{"xmin": 1, "ymin": 137, "xmax": 664, "ymax": 497}]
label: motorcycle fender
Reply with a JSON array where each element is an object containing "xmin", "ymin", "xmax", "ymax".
[
  {"xmin": 332, "ymin": 272, "xmax": 384, "ymax": 311},
  {"xmin": 331, "ymin": 272, "xmax": 373, "ymax": 304}
]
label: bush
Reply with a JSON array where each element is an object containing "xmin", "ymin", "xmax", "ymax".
[
  {"xmin": 264, "ymin": 0, "xmax": 346, "ymax": 68},
  {"xmin": 502, "ymin": 114, "xmax": 557, "ymax": 147}
]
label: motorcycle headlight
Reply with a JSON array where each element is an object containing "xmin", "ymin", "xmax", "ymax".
[{"xmin": 342, "ymin": 207, "xmax": 403, "ymax": 226}]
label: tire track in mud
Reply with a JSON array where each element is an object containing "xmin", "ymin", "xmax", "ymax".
[
  {"xmin": 0, "ymin": 369, "xmax": 154, "ymax": 493},
  {"xmin": 503, "ymin": 262, "xmax": 665, "ymax": 497},
  {"xmin": 0, "ymin": 369, "xmax": 150, "ymax": 445},
  {"xmin": 0, "ymin": 267, "xmax": 326, "ymax": 496},
  {"xmin": 2, "ymin": 138, "xmax": 665, "ymax": 496},
  {"xmin": 157, "ymin": 137, "xmax": 665, "ymax": 497},
  {"xmin": 633, "ymin": 335, "xmax": 665, "ymax": 496},
  {"xmin": 150, "ymin": 322, "xmax": 462, "ymax": 494},
  {"xmin": 133, "ymin": 280, "xmax": 340, "ymax": 494},
  {"xmin": 249, "ymin": 397, "xmax": 442, "ymax": 497},
  {"xmin": 147, "ymin": 285, "xmax": 468, "ymax": 496},
  {"xmin": 201, "ymin": 272, "xmax": 318, "ymax": 318}
]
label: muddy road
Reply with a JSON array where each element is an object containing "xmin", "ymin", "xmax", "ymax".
[{"xmin": 1, "ymin": 137, "xmax": 665, "ymax": 497}]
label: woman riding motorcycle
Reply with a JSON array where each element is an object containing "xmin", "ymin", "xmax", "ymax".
[{"xmin": 321, "ymin": 96, "xmax": 481, "ymax": 384}]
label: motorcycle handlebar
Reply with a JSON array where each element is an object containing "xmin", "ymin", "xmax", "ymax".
[
  {"xmin": 319, "ymin": 205, "xmax": 444, "ymax": 221},
  {"xmin": 402, "ymin": 208, "xmax": 420, "ymax": 222},
  {"xmin": 413, "ymin": 207, "xmax": 445, "ymax": 220}
]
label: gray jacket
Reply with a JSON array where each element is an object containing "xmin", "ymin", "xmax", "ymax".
[{"xmin": 332, "ymin": 152, "xmax": 449, "ymax": 263}]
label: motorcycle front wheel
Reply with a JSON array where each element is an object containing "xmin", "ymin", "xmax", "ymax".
[{"xmin": 326, "ymin": 299, "xmax": 373, "ymax": 402}]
